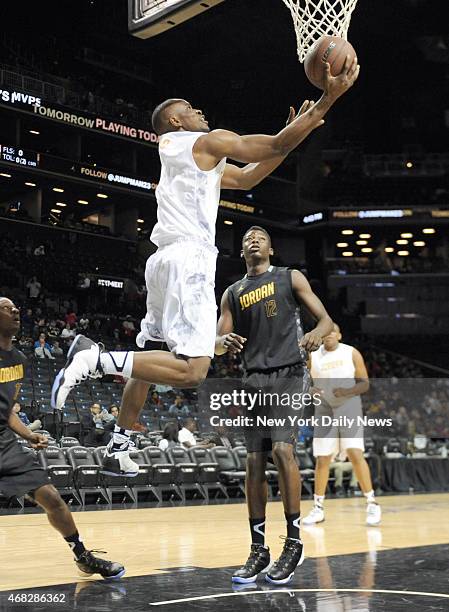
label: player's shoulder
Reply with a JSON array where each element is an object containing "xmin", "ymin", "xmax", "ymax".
[
  {"xmin": 8, "ymin": 346, "xmax": 27, "ymax": 364},
  {"xmin": 339, "ymin": 342, "xmax": 360, "ymax": 356},
  {"xmin": 226, "ymin": 276, "xmax": 247, "ymax": 295}
]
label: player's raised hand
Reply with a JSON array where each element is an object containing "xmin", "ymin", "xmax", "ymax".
[
  {"xmin": 286, "ymin": 100, "xmax": 315, "ymax": 125},
  {"xmin": 323, "ymin": 55, "xmax": 360, "ymax": 100},
  {"xmin": 219, "ymin": 332, "xmax": 246, "ymax": 354},
  {"xmin": 299, "ymin": 330, "xmax": 323, "ymax": 352},
  {"xmin": 28, "ymin": 433, "xmax": 49, "ymax": 450}
]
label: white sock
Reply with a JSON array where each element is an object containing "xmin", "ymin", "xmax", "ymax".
[
  {"xmin": 110, "ymin": 425, "xmax": 133, "ymax": 451},
  {"xmin": 100, "ymin": 351, "xmax": 134, "ymax": 378},
  {"xmin": 314, "ymin": 494, "xmax": 325, "ymax": 508},
  {"xmin": 365, "ymin": 490, "xmax": 376, "ymax": 504}
]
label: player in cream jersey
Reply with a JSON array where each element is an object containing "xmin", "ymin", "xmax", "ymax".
[
  {"xmin": 150, "ymin": 130, "xmax": 226, "ymax": 248},
  {"xmin": 51, "ymin": 56, "xmax": 359, "ymax": 477},
  {"xmin": 303, "ymin": 324, "xmax": 381, "ymax": 526}
]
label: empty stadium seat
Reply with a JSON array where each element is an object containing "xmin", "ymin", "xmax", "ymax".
[
  {"xmin": 93, "ymin": 447, "xmax": 136, "ymax": 504},
  {"xmin": 38, "ymin": 446, "xmax": 81, "ymax": 504},
  {"xmin": 188, "ymin": 447, "xmax": 228, "ymax": 500},
  {"xmin": 143, "ymin": 447, "xmax": 182, "ymax": 500},
  {"xmin": 210, "ymin": 446, "xmax": 246, "ymax": 495},
  {"xmin": 66, "ymin": 446, "xmax": 108, "ymax": 505},
  {"xmin": 168, "ymin": 447, "xmax": 206, "ymax": 501}
]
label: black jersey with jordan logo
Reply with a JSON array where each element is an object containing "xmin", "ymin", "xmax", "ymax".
[
  {"xmin": 0, "ymin": 347, "xmax": 27, "ymax": 435},
  {"xmin": 227, "ymin": 266, "xmax": 307, "ymax": 372}
]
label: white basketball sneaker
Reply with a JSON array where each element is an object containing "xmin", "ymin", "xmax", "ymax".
[
  {"xmin": 101, "ymin": 436, "xmax": 139, "ymax": 478},
  {"xmin": 302, "ymin": 505, "xmax": 325, "ymax": 525},
  {"xmin": 51, "ymin": 335, "xmax": 103, "ymax": 410},
  {"xmin": 366, "ymin": 502, "xmax": 382, "ymax": 526}
]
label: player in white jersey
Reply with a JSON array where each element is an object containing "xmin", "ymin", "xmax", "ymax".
[
  {"xmin": 51, "ymin": 58, "xmax": 360, "ymax": 476},
  {"xmin": 303, "ymin": 324, "xmax": 381, "ymax": 526}
]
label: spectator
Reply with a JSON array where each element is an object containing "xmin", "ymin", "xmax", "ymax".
[
  {"xmin": 12, "ymin": 402, "xmax": 42, "ymax": 432},
  {"xmin": 178, "ymin": 417, "xmax": 197, "ymax": 449},
  {"xmin": 27, "ymin": 276, "xmax": 42, "ymax": 300},
  {"xmin": 109, "ymin": 404, "xmax": 120, "ymax": 422},
  {"xmin": 122, "ymin": 315, "xmax": 135, "ymax": 338},
  {"xmin": 65, "ymin": 310, "xmax": 77, "ymax": 327},
  {"xmin": 169, "ymin": 394, "xmax": 190, "ymax": 417},
  {"xmin": 158, "ymin": 422, "xmax": 180, "ymax": 452},
  {"xmin": 213, "ymin": 425, "xmax": 235, "ymax": 449},
  {"xmin": 50, "ymin": 340, "xmax": 63, "ymax": 357},
  {"xmin": 79, "ymin": 314, "xmax": 90, "ymax": 331},
  {"xmin": 178, "ymin": 417, "xmax": 213, "ymax": 449},
  {"xmin": 149, "ymin": 391, "xmax": 164, "ymax": 410},
  {"xmin": 85, "ymin": 403, "xmax": 110, "ymax": 446},
  {"xmin": 60, "ymin": 323, "xmax": 76, "ymax": 340},
  {"xmin": 34, "ymin": 333, "xmax": 54, "ymax": 359}
]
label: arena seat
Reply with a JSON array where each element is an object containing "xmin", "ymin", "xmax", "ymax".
[
  {"xmin": 38, "ymin": 446, "xmax": 81, "ymax": 504},
  {"xmin": 127, "ymin": 449, "xmax": 161, "ymax": 502},
  {"xmin": 66, "ymin": 446, "xmax": 109, "ymax": 505},
  {"xmin": 93, "ymin": 447, "xmax": 136, "ymax": 504},
  {"xmin": 143, "ymin": 447, "xmax": 182, "ymax": 500},
  {"xmin": 188, "ymin": 447, "xmax": 228, "ymax": 501},
  {"xmin": 209, "ymin": 446, "xmax": 246, "ymax": 496},
  {"xmin": 167, "ymin": 447, "xmax": 206, "ymax": 501}
]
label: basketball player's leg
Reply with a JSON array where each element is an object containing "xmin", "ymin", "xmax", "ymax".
[
  {"xmin": 346, "ymin": 448, "xmax": 373, "ymax": 494},
  {"xmin": 232, "ymin": 437, "xmax": 271, "ymax": 583},
  {"xmin": 32, "ymin": 484, "xmax": 125, "ymax": 578},
  {"xmin": 265, "ymin": 439, "xmax": 304, "ymax": 584},
  {"xmin": 246, "ymin": 451, "xmax": 269, "ymax": 538},
  {"xmin": 271, "ymin": 441, "xmax": 301, "ymax": 528},
  {"xmin": 314, "ymin": 454, "xmax": 333, "ymax": 496},
  {"xmin": 346, "ymin": 447, "xmax": 381, "ymax": 525},
  {"xmin": 302, "ymin": 441, "xmax": 335, "ymax": 525},
  {"xmin": 52, "ymin": 242, "xmax": 216, "ymax": 410}
]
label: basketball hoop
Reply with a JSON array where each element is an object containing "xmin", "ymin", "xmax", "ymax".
[{"xmin": 281, "ymin": 0, "xmax": 359, "ymax": 62}]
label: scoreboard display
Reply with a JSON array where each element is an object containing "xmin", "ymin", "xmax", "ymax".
[{"xmin": 0, "ymin": 145, "xmax": 40, "ymax": 168}]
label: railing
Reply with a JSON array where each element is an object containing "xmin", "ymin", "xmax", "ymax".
[{"xmin": 0, "ymin": 68, "xmax": 152, "ymax": 128}]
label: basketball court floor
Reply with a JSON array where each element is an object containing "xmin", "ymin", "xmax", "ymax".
[{"xmin": 1, "ymin": 493, "xmax": 448, "ymax": 611}]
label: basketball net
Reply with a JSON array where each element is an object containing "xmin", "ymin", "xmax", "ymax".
[{"xmin": 281, "ymin": 0, "xmax": 359, "ymax": 62}]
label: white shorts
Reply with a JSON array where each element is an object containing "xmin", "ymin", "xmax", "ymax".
[
  {"xmin": 312, "ymin": 397, "xmax": 364, "ymax": 460},
  {"xmin": 312, "ymin": 435, "xmax": 365, "ymax": 461},
  {"xmin": 136, "ymin": 239, "xmax": 218, "ymax": 358}
]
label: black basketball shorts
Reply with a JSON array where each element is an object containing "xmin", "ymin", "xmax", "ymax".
[
  {"xmin": 0, "ymin": 432, "xmax": 50, "ymax": 498},
  {"xmin": 242, "ymin": 363, "xmax": 311, "ymax": 453}
]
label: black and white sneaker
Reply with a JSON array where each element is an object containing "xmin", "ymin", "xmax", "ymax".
[
  {"xmin": 51, "ymin": 335, "xmax": 103, "ymax": 410},
  {"xmin": 265, "ymin": 537, "xmax": 304, "ymax": 585},
  {"xmin": 232, "ymin": 544, "xmax": 270, "ymax": 583},
  {"xmin": 76, "ymin": 549, "xmax": 125, "ymax": 579},
  {"xmin": 101, "ymin": 438, "xmax": 139, "ymax": 477}
]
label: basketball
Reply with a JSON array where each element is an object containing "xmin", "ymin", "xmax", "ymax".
[{"xmin": 304, "ymin": 35, "xmax": 357, "ymax": 89}]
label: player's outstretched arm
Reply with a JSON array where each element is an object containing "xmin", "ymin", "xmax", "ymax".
[
  {"xmin": 222, "ymin": 101, "xmax": 314, "ymax": 190},
  {"xmin": 291, "ymin": 270, "xmax": 334, "ymax": 351},
  {"xmin": 194, "ymin": 56, "xmax": 359, "ymax": 167},
  {"xmin": 215, "ymin": 289, "xmax": 246, "ymax": 355}
]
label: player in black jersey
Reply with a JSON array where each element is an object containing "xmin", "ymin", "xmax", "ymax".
[
  {"xmin": 216, "ymin": 227, "xmax": 333, "ymax": 585},
  {"xmin": 0, "ymin": 297, "xmax": 124, "ymax": 579}
]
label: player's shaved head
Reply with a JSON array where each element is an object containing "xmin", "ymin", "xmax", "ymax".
[
  {"xmin": 242, "ymin": 226, "xmax": 271, "ymax": 244},
  {"xmin": 152, "ymin": 98, "xmax": 186, "ymax": 135}
]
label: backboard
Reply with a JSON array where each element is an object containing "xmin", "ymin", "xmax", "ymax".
[{"xmin": 128, "ymin": 0, "xmax": 225, "ymax": 39}]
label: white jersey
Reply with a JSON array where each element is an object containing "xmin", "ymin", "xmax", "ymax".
[
  {"xmin": 150, "ymin": 131, "xmax": 226, "ymax": 248},
  {"xmin": 311, "ymin": 342, "xmax": 362, "ymax": 409}
]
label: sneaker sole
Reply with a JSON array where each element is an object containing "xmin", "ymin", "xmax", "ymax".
[
  {"xmin": 302, "ymin": 517, "xmax": 325, "ymax": 526},
  {"xmin": 104, "ymin": 568, "xmax": 126, "ymax": 580},
  {"xmin": 231, "ymin": 559, "xmax": 271, "ymax": 583},
  {"xmin": 265, "ymin": 547, "xmax": 305, "ymax": 585},
  {"xmin": 100, "ymin": 469, "xmax": 138, "ymax": 477}
]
